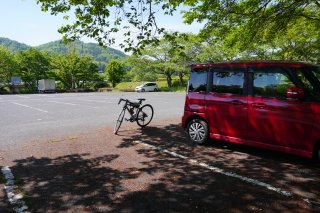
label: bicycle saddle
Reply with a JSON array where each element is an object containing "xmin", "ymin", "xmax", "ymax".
[{"xmin": 138, "ymin": 98, "xmax": 146, "ymax": 101}]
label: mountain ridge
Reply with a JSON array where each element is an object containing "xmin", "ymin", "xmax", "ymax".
[{"xmin": 0, "ymin": 37, "xmax": 126, "ymax": 71}]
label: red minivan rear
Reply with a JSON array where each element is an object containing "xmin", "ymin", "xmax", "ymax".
[{"xmin": 182, "ymin": 61, "xmax": 320, "ymax": 160}]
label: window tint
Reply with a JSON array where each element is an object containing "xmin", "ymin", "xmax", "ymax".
[
  {"xmin": 312, "ymin": 67, "xmax": 320, "ymax": 80},
  {"xmin": 212, "ymin": 71, "xmax": 244, "ymax": 95},
  {"xmin": 253, "ymin": 69, "xmax": 295, "ymax": 98},
  {"xmin": 295, "ymin": 68, "xmax": 320, "ymax": 101},
  {"xmin": 188, "ymin": 69, "xmax": 207, "ymax": 92}
]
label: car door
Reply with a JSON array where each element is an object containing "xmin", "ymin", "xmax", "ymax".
[
  {"xmin": 247, "ymin": 66, "xmax": 314, "ymax": 150},
  {"xmin": 205, "ymin": 67, "xmax": 248, "ymax": 141},
  {"xmin": 144, "ymin": 83, "xmax": 151, "ymax": 91}
]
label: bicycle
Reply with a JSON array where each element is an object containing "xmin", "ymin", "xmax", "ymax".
[{"xmin": 114, "ymin": 98, "xmax": 154, "ymax": 134}]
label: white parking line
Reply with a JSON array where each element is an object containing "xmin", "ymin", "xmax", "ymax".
[
  {"xmin": 36, "ymin": 94, "xmax": 55, "ymax": 97},
  {"xmin": 80, "ymin": 99, "xmax": 115, "ymax": 104},
  {"xmin": 49, "ymin": 101, "xmax": 77, "ymax": 106},
  {"xmin": 133, "ymin": 141, "xmax": 292, "ymax": 197},
  {"xmin": 2, "ymin": 166, "xmax": 29, "ymax": 212},
  {"xmin": 15, "ymin": 95, "xmax": 30, "ymax": 99},
  {"xmin": 12, "ymin": 102, "xmax": 48, "ymax": 113}
]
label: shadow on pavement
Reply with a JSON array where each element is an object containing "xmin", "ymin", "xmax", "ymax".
[
  {"xmin": 8, "ymin": 123, "xmax": 319, "ymax": 212},
  {"xmin": 119, "ymin": 123, "xmax": 320, "ymax": 204}
]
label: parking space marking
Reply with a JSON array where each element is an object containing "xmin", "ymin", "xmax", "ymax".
[
  {"xmin": 49, "ymin": 101, "xmax": 77, "ymax": 106},
  {"xmin": 36, "ymin": 94, "xmax": 55, "ymax": 97},
  {"xmin": 79, "ymin": 99, "xmax": 115, "ymax": 104},
  {"xmin": 15, "ymin": 95, "xmax": 30, "ymax": 99},
  {"xmin": 1, "ymin": 166, "xmax": 29, "ymax": 212},
  {"xmin": 12, "ymin": 102, "xmax": 48, "ymax": 113},
  {"xmin": 133, "ymin": 141, "xmax": 292, "ymax": 197}
]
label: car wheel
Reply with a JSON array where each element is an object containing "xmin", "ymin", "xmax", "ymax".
[
  {"xmin": 187, "ymin": 119, "xmax": 209, "ymax": 145},
  {"xmin": 154, "ymin": 88, "xmax": 158, "ymax": 92},
  {"xmin": 141, "ymin": 89, "xmax": 145, "ymax": 92}
]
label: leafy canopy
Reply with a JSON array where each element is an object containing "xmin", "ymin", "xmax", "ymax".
[
  {"xmin": 36, "ymin": 0, "xmax": 320, "ymax": 53},
  {"xmin": 105, "ymin": 59, "xmax": 125, "ymax": 87}
]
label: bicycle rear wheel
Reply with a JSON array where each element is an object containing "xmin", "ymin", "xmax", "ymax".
[
  {"xmin": 114, "ymin": 108, "xmax": 126, "ymax": 134},
  {"xmin": 136, "ymin": 104, "xmax": 154, "ymax": 127}
]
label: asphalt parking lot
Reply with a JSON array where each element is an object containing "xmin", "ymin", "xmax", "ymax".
[
  {"xmin": 1, "ymin": 92, "xmax": 320, "ymax": 212},
  {"xmin": 0, "ymin": 92, "xmax": 185, "ymax": 147}
]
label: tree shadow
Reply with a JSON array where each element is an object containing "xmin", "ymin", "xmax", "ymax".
[
  {"xmin": 11, "ymin": 153, "xmax": 139, "ymax": 212},
  {"xmin": 118, "ymin": 123, "xmax": 320, "ymax": 204},
  {"xmin": 8, "ymin": 124, "xmax": 319, "ymax": 212}
]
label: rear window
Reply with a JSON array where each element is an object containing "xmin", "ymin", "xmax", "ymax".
[{"xmin": 188, "ymin": 69, "xmax": 208, "ymax": 92}]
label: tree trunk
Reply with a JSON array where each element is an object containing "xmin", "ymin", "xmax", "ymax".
[
  {"xmin": 166, "ymin": 75, "xmax": 172, "ymax": 88},
  {"xmin": 178, "ymin": 72, "xmax": 184, "ymax": 86}
]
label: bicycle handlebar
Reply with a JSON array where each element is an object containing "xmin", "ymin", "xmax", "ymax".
[
  {"xmin": 117, "ymin": 98, "xmax": 145, "ymax": 105},
  {"xmin": 118, "ymin": 98, "xmax": 126, "ymax": 105}
]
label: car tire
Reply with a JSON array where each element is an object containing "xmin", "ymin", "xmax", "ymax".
[
  {"xmin": 187, "ymin": 119, "xmax": 209, "ymax": 145},
  {"xmin": 141, "ymin": 89, "xmax": 145, "ymax": 92},
  {"xmin": 154, "ymin": 88, "xmax": 158, "ymax": 92}
]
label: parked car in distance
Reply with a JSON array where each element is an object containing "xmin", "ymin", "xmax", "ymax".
[
  {"xmin": 135, "ymin": 82, "xmax": 158, "ymax": 92},
  {"xmin": 182, "ymin": 61, "xmax": 320, "ymax": 160}
]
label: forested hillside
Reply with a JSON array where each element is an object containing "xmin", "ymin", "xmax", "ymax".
[
  {"xmin": 0, "ymin": 37, "xmax": 29, "ymax": 52},
  {"xmin": 0, "ymin": 37, "xmax": 126, "ymax": 71},
  {"xmin": 36, "ymin": 40, "xmax": 126, "ymax": 63}
]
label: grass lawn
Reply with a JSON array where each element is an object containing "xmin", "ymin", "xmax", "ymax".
[{"xmin": 114, "ymin": 78, "xmax": 187, "ymax": 92}]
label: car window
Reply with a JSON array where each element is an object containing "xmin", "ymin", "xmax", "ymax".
[
  {"xmin": 188, "ymin": 69, "xmax": 208, "ymax": 92},
  {"xmin": 295, "ymin": 67, "xmax": 320, "ymax": 101},
  {"xmin": 212, "ymin": 70, "xmax": 244, "ymax": 95},
  {"xmin": 253, "ymin": 68, "xmax": 295, "ymax": 99},
  {"xmin": 312, "ymin": 67, "xmax": 320, "ymax": 80}
]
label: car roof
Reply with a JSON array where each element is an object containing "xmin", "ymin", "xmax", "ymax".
[{"xmin": 190, "ymin": 60, "xmax": 317, "ymax": 69}]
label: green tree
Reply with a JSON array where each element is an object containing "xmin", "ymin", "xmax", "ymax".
[
  {"xmin": 15, "ymin": 48, "xmax": 51, "ymax": 92},
  {"xmin": 36, "ymin": 0, "xmax": 319, "ymax": 52},
  {"xmin": 0, "ymin": 46, "xmax": 18, "ymax": 86},
  {"xmin": 105, "ymin": 60, "xmax": 125, "ymax": 87},
  {"xmin": 125, "ymin": 55, "xmax": 157, "ymax": 82},
  {"xmin": 272, "ymin": 17, "xmax": 320, "ymax": 63},
  {"xmin": 76, "ymin": 56, "xmax": 101, "ymax": 88},
  {"xmin": 52, "ymin": 51, "xmax": 100, "ymax": 90},
  {"xmin": 143, "ymin": 41, "xmax": 176, "ymax": 88}
]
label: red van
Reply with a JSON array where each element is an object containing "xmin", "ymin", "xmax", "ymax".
[{"xmin": 182, "ymin": 61, "xmax": 320, "ymax": 160}]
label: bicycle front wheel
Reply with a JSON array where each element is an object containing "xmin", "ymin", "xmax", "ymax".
[
  {"xmin": 114, "ymin": 108, "xmax": 126, "ymax": 134},
  {"xmin": 136, "ymin": 104, "xmax": 154, "ymax": 127}
]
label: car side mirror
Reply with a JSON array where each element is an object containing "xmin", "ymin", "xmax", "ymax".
[{"xmin": 286, "ymin": 87, "xmax": 304, "ymax": 100}]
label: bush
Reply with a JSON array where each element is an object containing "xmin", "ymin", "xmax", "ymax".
[
  {"xmin": 0, "ymin": 86, "xmax": 10, "ymax": 94},
  {"xmin": 93, "ymin": 81, "xmax": 109, "ymax": 90}
]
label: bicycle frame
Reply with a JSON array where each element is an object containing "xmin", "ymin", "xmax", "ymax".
[
  {"xmin": 118, "ymin": 98, "xmax": 141, "ymax": 122},
  {"xmin": 114, "ymin": 98, "xmax": 154, "ymax": 134}
]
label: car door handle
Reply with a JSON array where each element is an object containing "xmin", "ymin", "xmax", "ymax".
[
  {"xmin": 252, "ymin": 103, "xmax": 266, "ymax": 109},
  {"xmin": 231, "ymin": 100, "xmax": 243, "ymax": 106}
]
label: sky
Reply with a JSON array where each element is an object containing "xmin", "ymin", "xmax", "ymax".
[{"xmin": 0, "ymin": 0, "xmax": 203, "ymax": 51}]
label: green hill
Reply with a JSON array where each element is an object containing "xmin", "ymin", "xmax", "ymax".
[
  {"xmin": 0, "ymin": 37, "xmax": 127, "ymax": 71},
  {"xmin": 36, "ymin": 40, "xmax": 126, "ymax": 62},
  {"xmin": 0, "ymin": 37, "xmax": 29, "ymax": 52}
]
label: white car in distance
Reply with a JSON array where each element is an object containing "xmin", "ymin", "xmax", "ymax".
[{"xmin": 135, "ymin": 82, "xmax": 158, "ymax": 92}]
